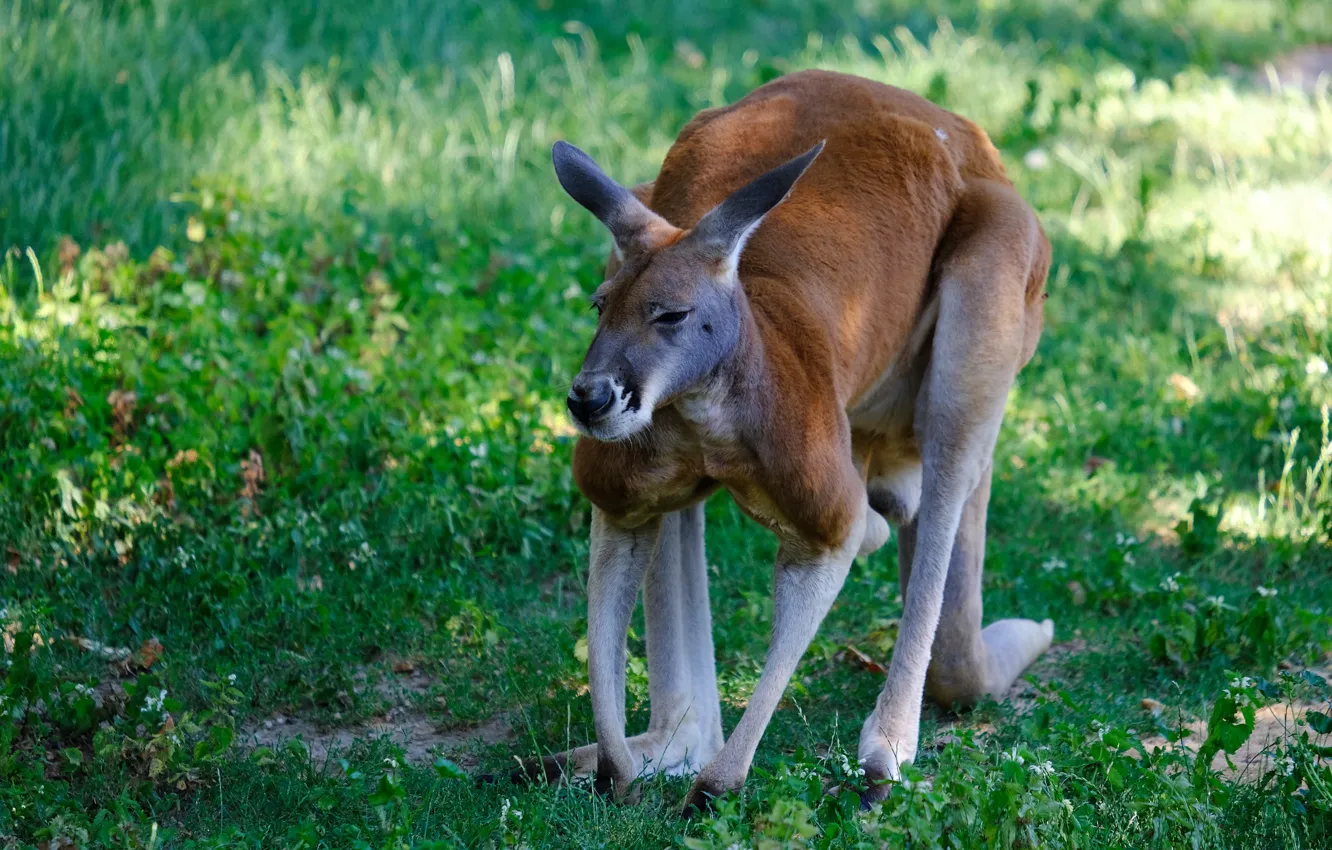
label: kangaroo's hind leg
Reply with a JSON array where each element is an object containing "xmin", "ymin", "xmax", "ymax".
[
  {"xmin": 858, "ymin": 178, "xmax": 1054, "ymax": 804},
  {"xmin": 896, "ymin": 465, "xmax": 1053, "ymax": 710}
]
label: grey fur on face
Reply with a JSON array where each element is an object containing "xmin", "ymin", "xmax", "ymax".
[{"xmin": 553, "ymin": 140, "xmax": 822, "ymax": 441}]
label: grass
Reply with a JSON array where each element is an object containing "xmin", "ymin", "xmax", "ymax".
[{"xmin": 2, "ymin": 0, "xmax": 1332, "ymax": 847}]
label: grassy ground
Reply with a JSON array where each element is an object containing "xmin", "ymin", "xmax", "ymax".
[{"xmin": 3, "ymin": 0, "xmax": 1332, "ymax": 847}]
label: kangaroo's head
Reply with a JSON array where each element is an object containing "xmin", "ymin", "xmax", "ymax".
[{"xmin": 552, "ymin": 140, "xmax": 822, "ymax": 442}]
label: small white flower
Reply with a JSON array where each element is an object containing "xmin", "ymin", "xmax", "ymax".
[
  {"xmin": 1123, "ymin": 551, "xmax": 1135, "ymax": 565},
  {"xmin": 1306, "ymin": 356, "xmax": 1329, "ymax": 377},
  {"xmin": 1257, "ymin": 586, "xmax": 1277, "ymax": 598},
  {"xmin": 227, "ymin": 673, "xmax": 237, "ymax": 684},
  {"xmin": 1160, "ymin": 574, "xmax": 1181, "ymax": 593},
  {"xmin": 1278, "ymin": 756, "xmax": 1295, "ymax": 777},
  {"xmin": 144, "ymin": 688, "xmax": 167, "ymax": 712},
  {"xmin": 1041, "ymin": 556, "xmax": 1068, "ymax": 572},
  {"xmin": 1030, "ymin": 760, "xmax": 1055, "ymax": 776},
  {"xmin": 1206, "ymin": 595, "xmax": 1226, "ymax": 609},
  {"xmin": 1004, "ymin": 746, "xmax": 1025, "ymax": 765}
]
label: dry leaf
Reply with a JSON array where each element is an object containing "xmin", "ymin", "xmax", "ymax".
[
  {"xmin": 154, "ymin": 476, "xmax": 176, "ymax": 510},
  {"xmin": 166, "ymin": 448, "xmax": 199, "ymax": 470},
  {"xmin": 106, "ymin": 389, "xmax": 138, "ymax": 442},
  {"xmin": 1141, "ymin": 698, "xmax": 1165, "ymax": 716},
  {"xmin": 1169, "ymin": 373, "xmax": 1202, "ymax": 403},
  {"xmin": 1067, "ymin": 581, "xmax": 1087, "ymax": 606},
  {"xmin": 64, "ymin": 387, "xmax": 85, "ymax": 419},
  {"xmin": 473, "ymin": 251, "xmax": 512, "ymax": 295},
  {"xmin": 57, "ymin": 235, "xmax": 81, "ymax": 271},
  {"xmin": 239, "ymin": 449, "xmax": 266, "ymax": 513},
  {"xmin": 4, "ymin": 622, "xmax": 45, "ymax": 653},
  {"xmin": 1082, "ymin": 455, "xmax": 1111, "ymax": 476},
  {"xmin": 840, "ymin": 644, "xmax": 888, "ymax": 676},
  {"xmin": 135, "ymin": 637, "xmax": 164, "ymax": 670},
  {"xmin": 69, "ymin": 635, "xmax": 131, "ymax": 662},
  {"xmin": 392, "ymin": 660, "xmax": 416, "ymax": 675}
]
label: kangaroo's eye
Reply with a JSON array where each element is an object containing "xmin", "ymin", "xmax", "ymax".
[{"xmin": 654, "ymin": 310, "xmax": 690, "ymax": 326}]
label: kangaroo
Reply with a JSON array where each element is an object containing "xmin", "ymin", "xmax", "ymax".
[{"xmin": 534, "ymin": 69, "xmax": 1053, "ymax": 812}]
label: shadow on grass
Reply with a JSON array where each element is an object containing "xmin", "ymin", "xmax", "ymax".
[{"xmin": 5, "ymin": 0, "xmax": 1327, "ymax": 250}]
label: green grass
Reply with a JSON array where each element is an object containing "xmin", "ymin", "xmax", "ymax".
[{"xmin": 3, "ymin": 0, "xmax": 1332, "ymax": 847}]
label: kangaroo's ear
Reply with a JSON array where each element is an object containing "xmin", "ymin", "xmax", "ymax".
[
  {"xmin": 552, "ymin": 141, "xmax": 674, "ymax": 257},
  {"xmin": 690, "ymin": 141, "xmax": 824, "ymax": 280}
]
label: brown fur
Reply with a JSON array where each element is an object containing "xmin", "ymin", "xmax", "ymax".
[{"xmin": 573, "ymin": 70, "xmax": 1047, "ymax": 553}]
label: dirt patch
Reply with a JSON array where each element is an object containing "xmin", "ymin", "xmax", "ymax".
[
  {"xmin": 240, "ymin": 665, "xmax": 513, "ymax": 766},
  {"xmin": 242, "ymin": 712, "xmax": 513, "ymax": 766},
  {"xmin": 1138, "ymin": 672, "xmax": 1332, "ymax": 783},
  {"xmin": 932, "ymin": 648, "xmax": 1329, "ymax": 785},
  {"xmin": 368, "ymin": 665, "xmax": 436, "ymax": 703}
]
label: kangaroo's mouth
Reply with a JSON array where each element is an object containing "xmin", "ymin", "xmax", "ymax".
[{"xmin": 566, "ymin": 376, "xmax": 654, "ymax": 442}]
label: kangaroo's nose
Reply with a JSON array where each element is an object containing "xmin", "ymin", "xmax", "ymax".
[{"xmin": 567, "ymin": 375, "xmax": 615, "ymax": 424}]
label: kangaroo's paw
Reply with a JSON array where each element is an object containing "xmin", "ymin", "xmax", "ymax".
[
  {"xmin": 856, "ymin": 738, "xmax": 906, "ymax": 807},
  {"xmin": 979, "ymin": 617, "xmax": 1054, "ymax": 695},
  {"xmin": 486, "ymin": 723, "xmax": 715, "ymax": 797}
]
